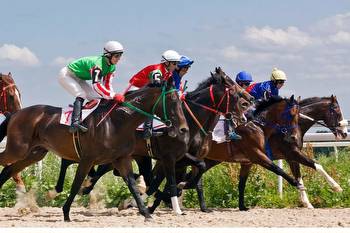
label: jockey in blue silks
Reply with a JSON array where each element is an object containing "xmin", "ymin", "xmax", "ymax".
[
  {"xmin": 223, "ymin": 71, "xmax": 254, "ymax": 141},
  {"xmin": 246, "ymin": 67, "xmax": 288, "ymax": 159},
  {"xmin": 172, "ymin": 55, "xmax": 194, "ymax": 92},
  {"xmin": 247, "ymin": 68, "xmax": 287, "ymax": 100}
]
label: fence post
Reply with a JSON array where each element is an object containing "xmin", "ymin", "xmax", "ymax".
[{"xmin": 277, "ymin": 159, "xmax": 283, "ymax": 198}]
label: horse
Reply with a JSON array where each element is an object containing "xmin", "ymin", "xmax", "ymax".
[
  {"xmin": 0, "ymin": 72, "xmax": 25, "ymax": 193},
  {"xmin": 47, "ymin": 67, "xmax": 254, "ymax": 213},
  {"xmin": 0, "ymin": 79, "xmax": 189, "ymax": 221},
  {"xmin": 188, "ymin": 95, "xmax": 347, "ymax": 211},
  {"xmin": 149, "ymin": 95, "xmax": 306, "ymax": 212}
]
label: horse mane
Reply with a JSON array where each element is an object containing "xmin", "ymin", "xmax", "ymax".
[
  {"xmin": 300, "ymin": 97, "xmax": 329, "ymax": 106},
  {"xmin": 186, "ymin": 74, "xmax": 219, "ymax": 99},
  {"xmin": 254, "ymin": 96, "xmax": 284, "ymax": 116}
]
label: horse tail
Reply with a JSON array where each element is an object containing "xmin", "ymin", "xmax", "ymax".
[{"xmin": 0, "ymin": 112, "xmax": 11, "ymax": 141}]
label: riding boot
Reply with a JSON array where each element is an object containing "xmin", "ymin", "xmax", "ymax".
[
  {"xmin": 142, "ymin": 119, "xmax": 153, "ymax": 139},
  {"xmin": 69, "ymin": 97, "xmax": 88, "ymax": 133},
  {"xmin": 224, "ymin": 119, "xmax": 241, "ymax": 141}
]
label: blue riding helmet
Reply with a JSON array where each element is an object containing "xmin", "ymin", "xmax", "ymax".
[
  {"xmin": 178, "ymin": 56, "xmax": 194, "ymax": 69},
  {"xmin": 235, "ymin": 71, "xmax": 253, "ymax": 82}
]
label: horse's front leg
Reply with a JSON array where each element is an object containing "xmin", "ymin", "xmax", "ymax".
[
  {"xmin": 47, "ymin": 159, "xmax": 76, "ymax": 199},
  {"xmin": 114, "ymin": 156, "xmax": 151, "ymax": 219},
  {"xmin": 288, "ymin": 161, "xmax": 314, "ymax": 208},
  {"xmin": 162, "ymin": 156, "xmax": 183, "ymax": 215},
  {"xmin": 62, "ymin": 160, "xmax": 93, "ymax": 222}
]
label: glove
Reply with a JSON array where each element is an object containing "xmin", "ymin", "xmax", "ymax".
[{"xmin": 113, "ymin": 94, "xmax": 125, "ymax": 103}]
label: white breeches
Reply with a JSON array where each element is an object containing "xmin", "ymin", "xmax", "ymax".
[{"xmin": 58, "ymin": 67, "xmax": 100, "ymax": 101}]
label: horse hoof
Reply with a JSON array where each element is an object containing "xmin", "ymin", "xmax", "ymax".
[
  {"xmin": 239, "ymin": 207, "xmax": 249, "ymax": 211},
  {"xmin": 144, "ymin": 216, "xmax": 153, "ymax": 222},
  {"xmin": 333, "ymin": 186, "xmax": 343, "ymax": 192},
  {"xmin": 306, "ymin": 205, "xmax": 314, "ymax": 209},
  {"xmin": 47, "ymin": 189, "xmax": 58, "ymax": 200},
  {"xmin": 177, "ymin": 182, "xmax": 186, "ymax": 189}
]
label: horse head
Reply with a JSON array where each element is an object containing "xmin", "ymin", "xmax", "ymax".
[
  {"xmin": 0, "ymin": 72, "xmax": 22, "ymax": 113},
  {"xmin": 212, "ymin": 67, "xmax": 254, "ymax": 120},
  {"xmin": 324, "ymin": 95, "xmax": 347, "ymax": 139}
]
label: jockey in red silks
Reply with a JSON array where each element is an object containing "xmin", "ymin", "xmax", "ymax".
[
  {"xmin": 58, "ymin": 41, "xmax": 125, "ymax": 133},
  {"xmin": 128, "ymin": 50, "xmax": 181, "ymax": 139}
]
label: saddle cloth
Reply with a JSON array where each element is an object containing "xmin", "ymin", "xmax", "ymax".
[
  {"xmin": 136, "ymin": 118, "xmax": 167, "ymax": 131},
  {"xmin": 60, "ymin": 100, "xmax": 100, "ymax": 126},
  {"xmin": 212, "ymin": 116, "xmax": 226, "ymax": 144}
]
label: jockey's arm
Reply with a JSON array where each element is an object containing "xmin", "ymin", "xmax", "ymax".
[{"xmin": 91, "ymin": 67, "xmax": 115, "ymax": 99}]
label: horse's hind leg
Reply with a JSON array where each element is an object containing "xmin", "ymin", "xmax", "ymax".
[
  {"xmin": 80, "ymin": 163, "xmax": 113, "ymax": 195},
  {"xmin": 238, "ymin": 163, "xmax": 253, "ymax": 211},
  {"xmin": 0, "ymin": 148, "xmax": 47, "ymax": 189},
  {"xmin": 288, "ymin": 161, "xmax": 313, "ymax": 208}
]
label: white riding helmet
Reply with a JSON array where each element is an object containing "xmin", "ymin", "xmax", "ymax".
[
  {"xmin": 270, "ymin": 68, "xmax": 287, "ymax": 81},
  {"xmin": 161, "ymin": 50, "xmax": 181, "ymax": 63},
  {"xmin": 103, "ymin": 41, "xmax": 124, "ymax": 55}
]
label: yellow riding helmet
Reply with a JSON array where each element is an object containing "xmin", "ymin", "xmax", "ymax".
[{"xmin": 270, "ymin": 68, "xmax": 287, "ymax": 81}]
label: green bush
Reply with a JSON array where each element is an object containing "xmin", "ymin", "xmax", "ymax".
[{"xmin": 1, "ymin": 149, "xmax": 350, "ymax": 209}]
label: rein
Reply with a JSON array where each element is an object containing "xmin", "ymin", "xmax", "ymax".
[
  {"xmin": 0, "ymin": 82, "xmax": 16, "ymax": 113},
  {"xmin": 182, "ymin": 84, "xmax": 237, "ymax": 135}
]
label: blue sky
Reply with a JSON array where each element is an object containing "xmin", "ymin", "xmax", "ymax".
[{"xmin": 1, "ymin": 0, "xmax": 350, "ymax": 117}]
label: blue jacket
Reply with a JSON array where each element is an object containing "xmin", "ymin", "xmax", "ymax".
[
  {"xmin": 172, "ymin": 71, "xmax": 182, "ymax": 91},
  {"xmin": 247, "ymin": 80, "xmax": 279, "ymax": 100}
]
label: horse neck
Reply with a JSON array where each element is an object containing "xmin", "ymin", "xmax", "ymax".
[
  {"xmin": 299, "ymin": 99, "xmax": 329, "ymax": 135},
  {"xmin": 184, "ymin": 85, "xmax": 224, "ymax": 138}
]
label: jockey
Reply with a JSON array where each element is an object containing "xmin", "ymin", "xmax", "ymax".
[
  {"xmin": 235, "ymin": 70, "xmax": 253, "ymax": 90},
  {"xmin": 129, "ymin": 49, "xmax": 181, "ymax": 139},
  {"xmin": 224, "ymin": 70, "xmax": 255, "ymax": 141},
  {"xmin": 246, "ymin": 67, "xmax": 287, "ymax": 100},
  {"xmin": 58, "ymin": 41, "xmax": 125, "ymax": 133},
  {"xmin": 172, "ymin": 55, "xmax": 194, "ymax": 92}
]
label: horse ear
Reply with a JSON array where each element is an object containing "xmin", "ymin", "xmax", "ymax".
[
  {"xmin": 297, "ymin": 96, "xmax": 301, "ymax": 103},
  {"xmin": 331, "ymin": 94, "xmax": 337, "ymax": 102},
  {"xmin": 8, "ymin": 72, "xmax": 12, "ymax": 77},
  {"xmin": 290, "ymin": 94, "xmax": 295, "ymax": 102},
  {"xmin": 210, "ymin": 71, "xmax": 214, "ymax": 77}
]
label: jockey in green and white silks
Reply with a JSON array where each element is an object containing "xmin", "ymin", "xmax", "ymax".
[{"xmin": 58, "ymin": 41, "xmax": 125, "ymax": 133}]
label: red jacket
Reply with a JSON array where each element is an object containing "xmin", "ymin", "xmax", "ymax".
[{"xmin": 129, "ymin": 63, "xmax": 171, "ymax": 88}]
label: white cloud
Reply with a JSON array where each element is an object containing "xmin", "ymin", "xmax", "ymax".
[
  {"xmin": 0, "ymin": 44, "xmax": 40, "ymax": 66},
  {"xmin": 51, "ymin": 56, "xmax": 75, "ymax": 66},
  {"xmin": 243, "ymin": 26, "xmax": 313, "ymax": 49},
  {"xmin": 315, "ymin": 12, "xmax": 350, "ymax": 34},
  {"xmin": 328, "ymin": 31, "xmax": 350, "ymax": 44}
]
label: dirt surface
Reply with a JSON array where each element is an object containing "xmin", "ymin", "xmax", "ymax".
[{"xmin": 1, "ymin": 207, "xmax": 350, "ymax": 227}]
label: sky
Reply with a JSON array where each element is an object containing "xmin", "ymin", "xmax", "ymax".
[{"xmin": 1, "ymin": 0, "xmax": 350, "ymax": 117}]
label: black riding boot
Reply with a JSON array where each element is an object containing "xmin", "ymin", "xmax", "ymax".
[
  {"xmin": 142, "ymin": 119, "xmax": 153, "ymax": 139},
  {"xmin": 69, "ymin": 97, "xmax": 88, "ymax": 133},
  {"xmin": 224, "ymin": 118, "xmax": 241, "ymax": 141}
]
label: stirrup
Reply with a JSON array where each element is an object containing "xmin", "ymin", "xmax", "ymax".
[
  {"xmin": 69, "ymin": 122, "xmax": 88, "ymax": 133},
  {"xmin": 142, "ymin": 129, "xmax": 152, "ymax": 139},
  {"xmin": 226, "ymin": 132, "xmax": 242, "ymax": 141}
]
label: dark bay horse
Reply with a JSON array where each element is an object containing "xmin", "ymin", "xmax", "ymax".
[
  {"xmin": 0, "ymin": 72, "xmax": 25, "ymax": 193},
  {"xmin": 0, "ymin": 80, "xmax": 188, "ymax": 221},
  {"xmin": 48, "ymin": 67, "xmax": 254, "ymax": 214},
  {"xmin": 149, "ymin": 95, "xmax": 305, "ymax": 212},
  {"xmin": 191, "ymin": 95, "xmax": 347, "ymax": 211}
]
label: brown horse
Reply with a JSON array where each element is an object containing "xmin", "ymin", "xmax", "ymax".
[
  {"xmin": 0, "ymin": 72, "xmax": 25, "ymax": 193},
  {"xmin": 0, "ymin": 80, "xmax": 188, "ymax": 221},
  {"xmin": 47, "ymin": 67, "xmax": 254, "ymax": 214},
  {"xmin": 192, "ymin": 96, "xmax": 347, "ymax": 211},
  {"xmin": 149, "ymin": 95, "xmax": 305, "ymax": 212}
]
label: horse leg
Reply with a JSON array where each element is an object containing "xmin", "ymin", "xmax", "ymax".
[
  {"xmin": 176, "ymin": 152, "xmax": 206, "ymax": 190},
  {"xmin": 161, "ymin": 156, "xmax": 183, "ymax": 215},
  {"xmin": 80, "ymin": 163, "xmax": 113, "ymax": 195},
  {"xmin": 286, "ymin": 148, "xmax": 342, "ymax": 192},
  {"xmin": 195, "ymin": 158, "xmax": 220, "ymax": 212},
  {"xmin": 238, "ymin": 163, "xmax": 253, "ymax": 211},
  {"xmin": 113, "ymin": 156, "xmax": 151, "ymax": 219},
  {"xmin": 288, "ymin": 161, "xmax": 314, "ymax": 208},
  {"xmin": 252, "ymin": 149, "xmax": 304, "ymax": 190},
  {"xmin": 47, "ymin": 159, "xmax": 76, "ymax": 199},
  {"xmin": 0, "ymin": 149, "xmax": 47, "ymax": 189},
  {"xmin": 12, "ymin": 173, "xmax": 26, "ymax": 193},
  {"xmin": 62, "ymin": 160, "xmax": 93, "ymax": 222}
]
